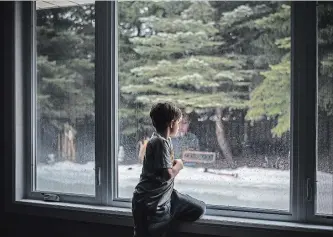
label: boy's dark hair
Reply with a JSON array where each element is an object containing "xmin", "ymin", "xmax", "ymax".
[{"xmin": 150, "ymin": 102, "xmax": 182, "ymax": 132}]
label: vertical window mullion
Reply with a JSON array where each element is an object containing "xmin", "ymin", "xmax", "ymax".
[
  {"xmin": 96, "ymin": 0, "xmax": 117, "ymax": 205},
  {"xmin": 95, "ymin": 1, "xmax": 113, "ymax": 205},
  {"xmin": 311, "ymin": 1, "xmax": 319, "ymax": 222},
  {"xmin": 24, "ymin": 1, "xmax": 35, "ymax": 199},
  {"xmin": 291, "ymin": 1, "xmax": 317, "ymax": 222},
  {"xmin": 13, "ymin": 1, "xmax": 34, "ymax": 201},
  {"xmin": 111, "ymin": 0, "xmax": 118, "ymax": 203}
]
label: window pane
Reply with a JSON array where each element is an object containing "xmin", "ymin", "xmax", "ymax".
[
  {"xmin": 316, "ymin": 2, "xmax": 333, "ymax": 216},
  {"xmin": 36, "ymin": 3, "xmax": 95, "ymax": 195},
  {"xmin": 117, "ymin": 1, "xmax": 291, "ymax": 211}
]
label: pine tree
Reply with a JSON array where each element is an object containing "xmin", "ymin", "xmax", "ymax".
[
  {"xmin": 120, "ymin": 1, "xmax": 266, "ymax": 162},
  {"xmin": 37, "ymin": 5, "xmax": 95, "ymax": 162},
  {"xmin": 37, "ymin": 5, "xmax": 95, "ymax": 129},
  {"xmin": 245, "ymin": 4, "xmax": 291, "ymax": 137},
  {"xmin": 247, "ymin": 3, "xmax": 333, "ymax": 141},
  {"xmin": 318, "ymin": 3, "xmax": 333, "ymax": 156},
  {"xmin": 318, "ymin": 4, "xmax": 333, "ymax": 116}
]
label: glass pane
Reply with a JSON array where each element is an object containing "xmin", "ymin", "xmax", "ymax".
[
  {"xmin": 117, "ymin": 1, "xmax": 291, "ymax": 211},
  {"xmin": 316, "ymin": 2, "xmax": 333, "ymax": 216},
  {"xmin": 36, "ymin": 3, "xmax": 96, "ymax": 195}
]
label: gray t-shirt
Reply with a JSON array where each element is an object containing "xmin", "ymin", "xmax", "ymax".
[{"xmin": 133, "ymin": 133, "xmax": 174, "ymax": 209}]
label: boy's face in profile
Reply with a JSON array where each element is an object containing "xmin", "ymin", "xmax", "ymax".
[
  {"xmin": 169, "ymin": 117, "xmax": 182, "ymax": 137},
  {"xmin": 178, "ymin": 117, "xmax": 190, "ymax": 135}
]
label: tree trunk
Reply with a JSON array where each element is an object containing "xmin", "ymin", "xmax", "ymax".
[{"xmin": 215, "ymin": 108, "xmax": 233, "ymax": 163}]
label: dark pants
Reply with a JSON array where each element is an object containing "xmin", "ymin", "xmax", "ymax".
[{"xmin": 132, "ymin": 190, "xmax": 206, "ymax": 237}]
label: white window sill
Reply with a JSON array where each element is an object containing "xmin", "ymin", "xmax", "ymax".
[{"xmin": 10, "ymin": 199, "xmax": 333, "ymax": 236}]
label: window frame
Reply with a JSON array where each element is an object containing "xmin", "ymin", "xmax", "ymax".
[
  {"xmin": 24, "ymin": 1, "xmax": 100, "ymax": 205},
  {"xmin": 5, "ymin": 0, "xmax": 332, "ymax": 227},
  {"xmin": 291, "ymin": 0, "xmax": 317, "ymax": 224}
]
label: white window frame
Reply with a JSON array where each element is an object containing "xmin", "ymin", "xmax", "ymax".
[{"xmin": 4, "ymin": 0, "xmax": 332, "ymax": 233}]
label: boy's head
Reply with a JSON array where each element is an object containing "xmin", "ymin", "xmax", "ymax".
[{"xmin": 150, "ymin": 102, "xmax": 182, "ymax": 136}]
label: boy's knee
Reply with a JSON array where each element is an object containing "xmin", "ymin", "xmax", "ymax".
[
  {"xmin": 191, "ymin": 201, "xmax": 206, "ymax": 220},
  {"xmin": 197, "ymin": 202, "xmax": 206, "ymax": 218}
]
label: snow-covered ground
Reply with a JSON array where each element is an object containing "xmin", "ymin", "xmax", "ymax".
[{"xmin": 36, "ymin": 161, "xmax": 333, "ymax": 215}]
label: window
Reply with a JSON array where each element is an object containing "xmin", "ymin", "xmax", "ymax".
[
  {"xmin": 317, "ymin": 2, "xmax": 333, "ymax": 217},
  {"xmin": 117, "ymin": 1, "xmax": 291, "ymax": 211},
  {"xmin": 9, "ymin": 0, "xmax": 331, "ymax": 227},
  {"xmin": 35, "ymin": 3, "xmax": 96, "ymax": 196}
]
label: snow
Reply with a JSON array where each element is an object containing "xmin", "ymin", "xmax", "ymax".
[
  {"xmin": 37, "ymin": 161, "xmax": 95, "ymax": 185},
  {"xmin": 36, "ymin": 161, "xmax": 333, "ymax": 214}
]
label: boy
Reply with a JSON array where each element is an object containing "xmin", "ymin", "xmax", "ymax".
[{"xmin": 132, "ymin": 102, "xmax": 206, "ymax": 237}]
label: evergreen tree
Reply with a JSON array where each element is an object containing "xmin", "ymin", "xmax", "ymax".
[
  {"xmin": 37, "ymin": 5, "xmax": 95, "ymax": 129},
  {"xmin": 37, "ymin": 1, "xmax": 332, "ymax": 164},
  {"xmin": 120, "ymin": 1, "xmax": 264, "ymax": 162},
  {"xmin": 318, "ymin": 3, "xmax": 333, "ymax": 117},
  {"xmin": 318, "ymin": 3, "xmax": 333, "ymax": 156},
  {"xmin": 246, "ymin": 4, "xmax": 291, "ymax": 137},
  {"xmin": 247, "ymin": 3, "xmax": 333, "ymax": 144}
]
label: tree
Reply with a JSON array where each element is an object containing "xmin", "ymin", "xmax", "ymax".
[
  {"xmin": 37, "ymin": 5, "xmax": 95, "ymax": 129},
  {"xmin": 36, "ymin": 5, "xmax": 95, "ymax": 162},
  {"xmin": 247, "ymin": 3, "xmax": 333, "ymax": 143},
  {"xmin": 246, "ymin": 4, "xmax": 291, "ymax": 137},
  {"xmin": 318, "ymin": 3, "xmax": 333, "ymax": 156},
  {"xmin": 120, "ymin": 1, "xmax": 265, "ymax": 162},
  {"xmin": 318, "ymin": 3, "xmax": 333, "ymax": 117}
]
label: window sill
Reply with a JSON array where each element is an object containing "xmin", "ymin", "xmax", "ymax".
[{"xmin": 9, "ymin": 199, "xmax": 332, "ymax": 236}]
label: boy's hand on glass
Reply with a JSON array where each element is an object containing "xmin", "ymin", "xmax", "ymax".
[{"xmin": 173, "ymin": 159, "xmax": 184, "ymax": 170}]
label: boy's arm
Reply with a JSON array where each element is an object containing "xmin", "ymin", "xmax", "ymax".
[
  {"xmin": 166, "ymin": 159, "xmax": 183, "ymax": 179},
  {"xmin": 154, "ymin": 139, "xmax": 183, "ymax": 180}
]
